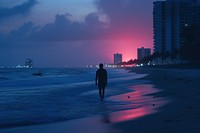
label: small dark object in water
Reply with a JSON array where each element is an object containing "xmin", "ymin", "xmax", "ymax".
[
  {"xmin": 128, "ymin": 96, "xmax": 130, "ymax": 98},
  {"xmin": 152, "ymin": 104, "xmax": 155, "ymax": 106},
  {"xmin": 32, "ymin": 72, "xmax": 42, "ymax": 76}
]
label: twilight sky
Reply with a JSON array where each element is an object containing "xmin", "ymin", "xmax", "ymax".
[{"xmin": 0, "ymin": 0, "xmax": 156, "ymax": 67}]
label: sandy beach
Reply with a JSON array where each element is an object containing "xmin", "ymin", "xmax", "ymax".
[
  {"xmin": 0, "ymin": 68, "xmax": 200, "ymax": 133},
  {"xmin": 114, "ymin": 67, "xmax": 200, "ymax": 133}
]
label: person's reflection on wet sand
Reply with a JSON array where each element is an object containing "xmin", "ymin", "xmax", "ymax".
[{"xmin": 99, "ymin": 102, "xmax": 111, "ymax": 123}]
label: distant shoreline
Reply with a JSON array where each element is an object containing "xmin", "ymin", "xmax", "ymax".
[{"xmin": 127, "ymin": 63, "xmax": 200, "ymax": 70}]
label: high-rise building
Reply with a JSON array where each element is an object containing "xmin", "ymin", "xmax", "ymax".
[
  {"xmin": 153, "ymin": 0, "xmax": 200, "ymax": 54},
  {"xmin": 25, "ymin": 59, "xmax": 33, "ymax": 68},
  {"xmin": 114, "ymin": 53, "xmax": 122, "ymax": 64},
  {"xmin": 153, "ymin": 1, "xmax": 166, "ymax": 53},
  {"xmin": 137, "ymin": 47, "xmax": 151, "ymax": 60}
]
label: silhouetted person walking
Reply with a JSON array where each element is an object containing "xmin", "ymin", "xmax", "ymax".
[{"xmin": 95, "ymin": 63, "xmax": 107, "ymax": 101}]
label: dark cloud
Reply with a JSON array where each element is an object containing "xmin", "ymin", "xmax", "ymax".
[
  {"xmin": 96, "ymin": 0, "xmax": 152, "ymax": 24},
  {"xmin": 0, "ymin": 21, "xmax": 39, "ymax": 48},
  {"xmin": 95, "ymin": 0, "xmax": 153, "ymax": 39},
  {"xmin": 8, "ymin": 22, "xmax": 38, "ymax": 41},
  {"xmin": 18, "ymin": 13, "xmax": 108, "ymax": 42},
  {"xmin": 0, "ymin": 0, "xmax": 38, "ymax": 20},
  {"xmin": 1, "ymin": 0, "xmax": 153, "ymax": 44},
  {"xmin": 0, "ymin": 12, "xmax": 108, "ymax": 45}
]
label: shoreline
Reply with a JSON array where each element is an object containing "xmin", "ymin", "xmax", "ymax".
[
  {"xmin": 0, "ymin": 68, "xmax": 168, "ymax": 133},
  {"xmin": 114, "ymin": 67, "xmax": 200, "ymax": 133},
  {"xmin": 1, "ymin": 68, "xmax": 199, "ymax": 133}
]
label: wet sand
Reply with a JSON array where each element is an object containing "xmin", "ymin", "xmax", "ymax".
[
  {"xmin": 114, "ymin": 67, "xmax": 200, "ymax": 133},
  {"xmin": 0, "ymin": 84, "xmax": 165, "ymax": 133}
]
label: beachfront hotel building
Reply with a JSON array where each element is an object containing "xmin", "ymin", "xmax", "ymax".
[
  {"xmin": 114, "ymin": 53, "xmax": 122, "ymax": 64},
  {"xmin": 153, "ymin": 0, "xmax": 200, "ymax": 54},
  {"xmin": 137, "ymin": 47, "xmax": 151, "ymax": 60}
]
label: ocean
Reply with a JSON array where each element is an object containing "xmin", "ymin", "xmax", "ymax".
[{"xmin": 0, "ymin": 68, "xmax": 148, "ymax": 129}]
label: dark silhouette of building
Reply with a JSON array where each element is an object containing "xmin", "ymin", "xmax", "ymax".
[
  {"xmin": 114, "ymin": 53, "xmax": 122, "ymax": 64},
  {"xmin": 137, "ymin": 47, "xmax": 151, "ymax": 60},
  {"xmin": 25, "ymin": 59, "xmax": 33, "ymax": 68},
  {"xmin": 153, "ymin": 0, "xmax": 200, "ymax": 54}
]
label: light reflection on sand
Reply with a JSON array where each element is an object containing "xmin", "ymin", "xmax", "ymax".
[{"xmin": 100, "ymin": 84, "xmax": 168, "ymax": 123}]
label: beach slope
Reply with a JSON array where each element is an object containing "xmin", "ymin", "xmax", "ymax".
[{"xmin": 115, "ymin": 68, "xmax": 200, "ymax": 133}]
